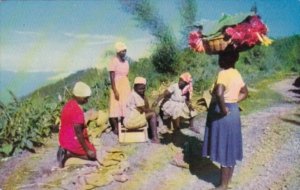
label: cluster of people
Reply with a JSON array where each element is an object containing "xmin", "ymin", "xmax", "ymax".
[{"xmin": 57, "ymin": 42, "xmax": 248, "ymax": 190}]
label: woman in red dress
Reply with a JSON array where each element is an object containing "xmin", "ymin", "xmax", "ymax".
[{"xmin": 57, "ymin": 81, "xmax": 97, "ymax": 168}]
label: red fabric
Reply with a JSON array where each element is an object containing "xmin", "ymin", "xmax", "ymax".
[
  {"xmin": 59, "ymin": 99, "xmax": 96, "ymax": 155},
  {"xmin": 188, "ymin": 16, "xmax": 269, "ymax": 54},
  {"xmin": 225, "ymin": 16, "xmax": 267, "ymax": 47},
  {"xmin": 188, "ymin": 31, "xmax": 205, "ymax": 52}
]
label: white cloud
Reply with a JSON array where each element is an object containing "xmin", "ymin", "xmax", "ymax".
[
  {"xmin": 86, "ymin": 41, "xmax": 113, "ymax": 46},
  {"xmin": 64, "ymin": 32, "xmax": 116, "ymax": 41},
  {"xmin": 0, "ymin": 32, "xmax": 153, "ymax": 73},
  {"xmin": 14, "ymin": 30, "xmax": 41, "ymax": 36},
  {"xmin": 63, "ymin": 32, "xmax": 127, "ymax": 47}
]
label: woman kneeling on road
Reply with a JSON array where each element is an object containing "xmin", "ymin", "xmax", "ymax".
[{"xmin": 57, "ymin": 81, "xmax": 97, "ymax": 168}]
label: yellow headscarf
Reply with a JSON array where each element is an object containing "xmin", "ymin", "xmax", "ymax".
[
  {"xmin": 115, "ymin": 42, "xmax": 127, "ymax": 53},
  {"xmin": 72, "ymin": 81, "xmax": 92, "ymax": 97},
  {"xmin": 134, "ymin": 77, "xmax": 147, "ymax": 85}
]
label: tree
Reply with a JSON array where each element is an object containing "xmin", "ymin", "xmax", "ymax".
[
  {"xmin": 178, "ymin": 0, "xmax": 197, "ymax": 48},
  {"xmin": 120, "ymin": 0, "xmax": 178, "ymax": 73}
]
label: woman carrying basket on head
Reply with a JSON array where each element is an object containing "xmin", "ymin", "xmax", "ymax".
[{"xmin": 202, "ymin": 51, "xmax": 248, "ymax": 190}]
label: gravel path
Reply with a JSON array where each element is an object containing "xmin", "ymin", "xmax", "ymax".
[{"xmin": 0, "ymin": 77, "xmax": 299, "ymax": 190}]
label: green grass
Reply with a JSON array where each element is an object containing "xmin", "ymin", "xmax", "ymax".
[{"xmin": 239, "ymin": 72, "xmax": 290, "ymax": 115}]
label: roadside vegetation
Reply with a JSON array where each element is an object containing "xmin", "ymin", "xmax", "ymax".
[{"xmin": 0, "ymin": 0, "xmax": 299, "ymax": 157}]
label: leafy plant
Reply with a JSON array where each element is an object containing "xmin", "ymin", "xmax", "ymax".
[
  {"xmin": 1, "ymin": 0, "xmax": 298, "ymax": 159},
  {"xmin": 0, "ymin": 94, "xmax": 64, "ymax": 157}
]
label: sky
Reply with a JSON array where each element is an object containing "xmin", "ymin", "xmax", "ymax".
[
  {"xmin": 0, "ymin": 0, "xmax": 300, "ymax": 100},
  {"xmin": 1, "ymin": 0, "xmax": 300, "ymax": 73}
]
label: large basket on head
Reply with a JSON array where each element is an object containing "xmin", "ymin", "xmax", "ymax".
[
  {"xmin": 203, "ymin": 35, "xmax": 231, "ymax": 54},
  {"xmin": 203, "ymin": 34, "xmax": 255, "ymax": 54}
]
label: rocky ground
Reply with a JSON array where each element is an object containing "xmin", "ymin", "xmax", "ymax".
[{"xmin": 0, "ymin": 77, "xmax": 299, "ymax": 190}]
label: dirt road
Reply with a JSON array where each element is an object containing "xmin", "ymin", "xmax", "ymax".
[{"xmin": 0, "ymin": 77, "xmax": 299, "ymax": 190}]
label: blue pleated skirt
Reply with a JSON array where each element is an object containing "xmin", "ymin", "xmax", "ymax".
[{"xmin": 202, "ymin": 102, "xmax": 243, "ymax": 167}]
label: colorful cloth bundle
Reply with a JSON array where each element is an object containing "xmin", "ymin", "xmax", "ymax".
[
  {"xmin": 188, "ymin": 31, "xmax": 205, "ymax": 52},
  {"xmin": 189, "ymin": 13, "xmax": 273, "ymax": 54},
  {"xmin": 225, "ymin": 15, "xmax": 270, "ymax": 47}
]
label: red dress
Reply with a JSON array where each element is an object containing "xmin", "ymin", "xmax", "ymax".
[{"xmin": 59, "ymin": 99, "xmax": 96, "ymax": 155}]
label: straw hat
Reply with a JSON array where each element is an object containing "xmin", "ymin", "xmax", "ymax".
[
  {"xmin": 72, "ymin": 81, "xmax": 92, "ymax": 97},
  {"xmin": 134, "ymin": 77, "xmax": 146, "ymax": 85},
  {"xmin": 115, "ymin": 42, "xmax": 127, "ymax": 53}
]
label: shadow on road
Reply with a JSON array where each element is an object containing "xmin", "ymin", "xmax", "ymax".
[
  {"xmin": 292, "ymin": 77, "xmax": 300, "ymax": 88},
  {"xmin": 288, "ymin": 89, "xmax": 300, "ymax": 95},
  {"xmin": 280, "ymin": 106, "xmax": 300, "ymax": 127},
  {"xmin": 280, "ymin": 118, "xmax": 300, "ymax": 126},
  {"xmin": 290, "ymin": 76, "xmax": 300, "ymax": 99},
  {"xmin": 160, "ymin": 125, "xmax": 219, "ymax": 186}
]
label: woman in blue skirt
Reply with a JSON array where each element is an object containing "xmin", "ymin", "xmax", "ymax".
[{"xmin": 202, "ymin": 51, "xmax": 248, "ymax": 190}]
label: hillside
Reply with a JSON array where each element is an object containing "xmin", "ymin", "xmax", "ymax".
[
  {"xmin": 1, "ymin": 1, "xmax": 299, "ymax": 189},
  {"xmin": 0, "ymin": 76, "xmax": 299, "ymax": 190},
  {"xmin": 0, "ymin": 35, "xmax": 299, "ymax": 159},
  {"xmin": 29, "ymin": 35, "xmax": 300, "ymax": 109}
]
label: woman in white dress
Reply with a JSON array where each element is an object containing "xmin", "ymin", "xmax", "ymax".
[{"xmin": 152, "ymin": 72, "xmax": 198, "ymax": 132}]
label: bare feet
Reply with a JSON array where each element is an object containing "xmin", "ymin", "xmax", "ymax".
[
  {"xmin": 113, "ymin": 173, "xmax": 129, "ymax": 183},
  {"xmin": 151, "ymin": 139, "xmax": 160, "ymax": 144},
  {"xmin": 211, "ymin": 185, "xmax": 227, "ymax": 190},
  {"xmin": 170, "ymin": 152, "xmax": 189, "ymax": 169}
]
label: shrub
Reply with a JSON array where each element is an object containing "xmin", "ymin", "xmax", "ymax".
[
  {"xmin": 151, "ymin": 35, "xmax": 179, "ymax": 74},
  {"xmin": 0, "ymin": 95, "xmax": 63, "ymax": 157}
]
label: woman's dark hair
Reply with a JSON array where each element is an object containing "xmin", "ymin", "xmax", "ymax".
[
  {"xmin": 134, "ymin": 83, "xmax": 145, "ymax": 89},
  {"xmin": 218, "ymin": 51, "xmax": 239, "ymax": 69}
]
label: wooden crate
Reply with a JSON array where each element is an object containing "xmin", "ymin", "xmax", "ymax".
[{"xmin": 118, "ymin": 124, "xmax": 148, "ymax": 143}]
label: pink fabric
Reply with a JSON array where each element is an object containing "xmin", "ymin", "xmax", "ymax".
[
  {"xmin": 180, "ymin": 72, "xmax": 192, "ymax": 83},
  {"xmin": 108, "ymin": 56, "xmax": 131, "ymax": 117},
  {"xmin": 188, "ymin": 31, "xmax": 205, "ymax": 53},
  {"xmin": 59, "ymin": 99, "xmax": 96, "ymax": 155},
  {"xmin": 225, "ymin": 16, "xmax": 268, "ymax": 47},
  {"xmin": 109, "ymin": 77, "xmax": 131, "ymax": 117},
  {"xmin": 108, "ymin": 57, "xmax": 129, "ymax": 80},
  {"xmin": 180, "ymin": 73, "xmax": 193, "ymax": 98},
  {"xmin": 182, "ymin": 84, "xmax": 193, "ymax": 99}
]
